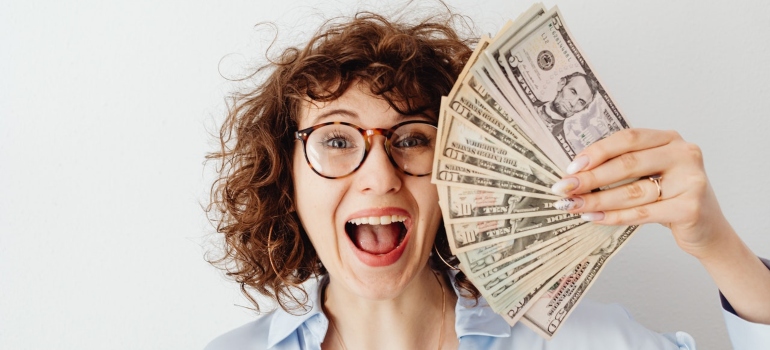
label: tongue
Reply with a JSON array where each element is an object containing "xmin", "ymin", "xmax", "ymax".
[{"xmin": 353, "ymin": 223, "xmax": 401, "ymax": 254}]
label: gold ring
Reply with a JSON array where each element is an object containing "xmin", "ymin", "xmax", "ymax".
[{"xmin": 648, "ymin": 175, "xmax": 662, "ymax": 202}]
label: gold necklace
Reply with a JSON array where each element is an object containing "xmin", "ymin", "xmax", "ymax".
[
  {"xmin": 326, "ymin": 271, "xmax": 447, "ymax": 350},
  {"xmin": 329, "ymin": 320, "xmax": 348, "ymax": 350},
  {"xmin": 434, "ymin": 270, "xmax": 446, "ymax": 350}
]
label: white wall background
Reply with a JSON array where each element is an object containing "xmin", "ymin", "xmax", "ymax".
[{"xmin": 2, "ymin": 0, "xmax": 769, "ymax": 349}]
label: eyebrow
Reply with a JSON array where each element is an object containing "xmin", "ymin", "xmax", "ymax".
[
  {"xmin": 306, "ymin": 108, "xmax": 429, "ymax": 126},
  {"xmin": 306, "ymin": 108, "xmax": 359, "ymax": 126}
]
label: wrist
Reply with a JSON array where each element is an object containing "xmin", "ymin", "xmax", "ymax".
[{"xmin": 677, "ymin": 216, "xmax": 737, "ymax": 261}]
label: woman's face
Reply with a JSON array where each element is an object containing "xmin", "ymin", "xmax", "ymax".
[{"xmin": 292, "ymin": 84, "xmax": 442, "ymax": 299}]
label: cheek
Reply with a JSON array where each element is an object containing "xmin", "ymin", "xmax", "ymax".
[
  {"xmin": 292, "ymin": 149, "xmax": 343, "ymax": 249},
  {"xmin": 412, "ymin": 179, "xmax": 441, "ymax": 229},
  {"xmin": 426, "ymin": 187, "xmax": 440, "ymax": 216},
  {"xmin": 292, "ymin": 151, "xmax": 322, "ymax": 233}
]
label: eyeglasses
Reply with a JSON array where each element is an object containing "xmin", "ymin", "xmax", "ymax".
[{"xmin": 294, "ymin": 120, "xmax": 438, "ymax": 179}]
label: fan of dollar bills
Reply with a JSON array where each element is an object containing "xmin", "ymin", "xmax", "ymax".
[{"xmin": 431, "ymin": 3, "xmax": 639, "ymax": 339}]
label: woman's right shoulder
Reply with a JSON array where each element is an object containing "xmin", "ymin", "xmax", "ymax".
[{"xmin": 204, "ymin": 313, "xmax": 275, "ymax": 350}]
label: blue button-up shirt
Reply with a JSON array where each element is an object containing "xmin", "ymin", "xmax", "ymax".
[{"xmin": 206, "ymin": 260, "xmax": 770, "ymax": 350}]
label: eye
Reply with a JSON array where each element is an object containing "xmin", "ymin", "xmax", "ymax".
[
  {"xmin": 320, "ymin": 131, "xmax": 357, "ymax": 149},
  {"xmin": 393, "ymin": 132, "xmax": 431, "ymax": 149}
]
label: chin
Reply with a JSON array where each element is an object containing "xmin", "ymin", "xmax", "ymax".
[
  {"xmin": 337, "ymin": 241, "xmax": 431, "ymax": 301},
  {"xmin": 346, "ymin": 266, "xmax": 422, "ymax": 300}
]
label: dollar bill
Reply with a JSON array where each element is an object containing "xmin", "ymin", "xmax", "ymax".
[
  {"xmin": 461, "ymin": 71, "xmax": 552, "ymax": 160},
  {"xmin": 471, "ymin": 56, "xmax": 526, "ymax": 134},
  {"xmin": 463, "ymin": 70, "xmax": 519, "ymax": 137},
  {"xmin": 434, "ymin": 3, "xmax": 640, "ymax": 339},
  {"xmin": 445, "ymin": 211, "xmax": 582, "ymax": 254},
  {"xmin": 449, "ymin": 2, "xmax": 544, "ymax": 120},
  {"xmin": 491, "ymin": 225, "xmax": 620, "ymax": 312},
  {"xmin": 436, "ymin": 111, "xmax": 554, "ymax": 192},
  {"xmin": 457, "ymin": 221, "xmax": 585, "ymax": 276},
  {"xmin": 494, "ymin": 7, "xmax": 631, "ymax": 169},
  {"xmin": 519, "ymin": 225, "xmax": 639, "ymax": 338},
  {"xmin": 440, "ymin": 186, "xmax": 559, "ymax": 222},
  {"xmin": 448, "ymin": 88, "xmax": 560, "ymax": 181},
  {"xmin": 477, "ymin": 231, "xmax": 583, "ymax": 294},
  {"xmin": 442, "ymin": 34, "xmax": 561, "ymax": 180},
  {"xmin": 498, "ymin": 253, "xmax": 581, "ymax": 327},
  {"xmin": 469, "ymin": 223, "xmax": 585, "ymax": 284},
  {"xmin": 473, "ymin": 5, "xmax": 551, "ymax": 149},
  {"xmin": 494, "ymin": 225, "xmax": 619, "ymax": 321},
  {"xmin": 484, "ymin": 228, "xmax": 610, "ymax": 311},
  {"xmin": 433, "ymin": 158, "xmax": 557, "ymax": 198}
]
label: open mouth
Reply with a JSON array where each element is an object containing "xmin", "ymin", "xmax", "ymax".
[{"xmin": 345, "ymin": 215, "xmax": 408, "ymax": 255}]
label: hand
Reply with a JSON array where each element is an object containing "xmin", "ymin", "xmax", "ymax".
[
  {"xmin": 551, "ymin": 128, "xmax": 770, "ymax": 323},
  {"xmin": 551, "ymin": 128, "xmax": 729, "ymax": 259}
]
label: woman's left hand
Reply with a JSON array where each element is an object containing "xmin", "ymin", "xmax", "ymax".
[{"xmin": 551, "ymin": 128, "xmax": 730, "ymax": 259}]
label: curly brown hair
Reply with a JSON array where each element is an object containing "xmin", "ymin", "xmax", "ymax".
[{"xmin": 207, "ymin": 6, "xmax": 481, "ymax": 313}]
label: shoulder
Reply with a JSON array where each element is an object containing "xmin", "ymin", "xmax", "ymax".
[
  {"xmin": 204, "ymin": 277, "xmax": 327, "ymax": 350},
  {"xmin": 204, "ymin": 313, "xmax": 274, "ymax": 350},
  {"xmin": 488, "ymin": 299, "xmax": 692, "ymax": 350},
  {"xmin": 532, "ymin": 299, "xmax": 691, "ymax": 349}
]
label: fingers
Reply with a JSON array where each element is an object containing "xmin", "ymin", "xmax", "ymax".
[
  {"xmin": 548, "ymin": 127, "xmax": 712, "ymax": 230},
  {"xmin": 575, "ymin": 199, "xmax": 689, "ymax": 227},
  {"xmin": 552, "ymin": 145, "xmax": 673, "ymax": 196},
  {"xmin": 554, "ymin": 176, "xmax": 663, "ymax": 212},
  {"xmin": 552, "ymin": 130, "xmax": 704, "ymax": 197},
  {"xmin": 567, "ymin": 129, "xmax": 682, "ymax": 175}
]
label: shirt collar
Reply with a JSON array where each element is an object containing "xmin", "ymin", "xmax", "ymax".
[
  {"xmin": 451, "ymin": 271, "xmax": 513, "ymax": 338},
  {"xmin": 267, "ymin": 276, "xmax": 328, "ymax": 348},
  {"xmin": 266, "ymin": 272, "xmax": 512, "ymax": 347}
]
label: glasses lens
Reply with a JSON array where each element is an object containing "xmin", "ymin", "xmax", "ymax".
[
  {"xmin": 388, "ymin": 122, "xmax": 437, "ymax": 176},
  {"xmin": 305, "ymin": 124, "xmax": 365, "ymax": 178}
]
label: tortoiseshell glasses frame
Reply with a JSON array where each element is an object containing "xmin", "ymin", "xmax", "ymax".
[{"xmin": 294, "ymin": 120, "xmax": 438, "ymax": 179}]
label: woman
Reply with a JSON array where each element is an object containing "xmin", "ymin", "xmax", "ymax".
[{"xmin": 204, "ymin": 8, "xmax": 770, "ymax": 350}]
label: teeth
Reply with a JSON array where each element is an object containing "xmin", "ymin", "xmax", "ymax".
[{"xmin": 348, "ymin": 215, "xmax": 407, "ymax": 225}]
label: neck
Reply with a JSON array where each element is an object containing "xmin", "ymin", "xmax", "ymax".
[{"xmin": 322, "ymin": 267, "xmax": 457, "ymax": 350}]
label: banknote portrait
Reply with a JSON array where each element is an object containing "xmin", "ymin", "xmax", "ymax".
[
  {"xmin": 534, "ymin": 72, "xmax": 598, "ymax": 138},
  {"xmin": 533, "ymin": 71, "xmax": 622, "ymax": 155}
]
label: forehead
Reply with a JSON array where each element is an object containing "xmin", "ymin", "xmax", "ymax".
[
  {"xmin": 298, "ymin": 91, "xmax": 395, "ymax": 129},
  {"xmin": 297, "ymin": 84, "xmax": 432, "ymax": 128},
  {"xmin": 566, "ymin": 76, "xmax": 589, "ymax": 89}
]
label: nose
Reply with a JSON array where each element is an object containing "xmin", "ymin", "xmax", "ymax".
[{"xmin": 354, "ymin": 135, "xmax": 402, "ymax": 194}]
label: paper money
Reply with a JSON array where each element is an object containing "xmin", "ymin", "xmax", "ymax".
[
  {"xmin": 519, "ymin": 226, "xmax": 638, "ymax": 338},
  {"xmin": 457, "ymin": 221, "xmax": 585, "ymax": 277},
  {"xmin": 495, "ymin": 225, "xmax": 619, "ymax": 324},
  {"xmin": 484, "ymin": 228, "xmax": 608, "ymax": 310},
  {"xmin": 440, "ymin": 186, "xmax": 559, "ymax": 222},
  {"xmin": 493, "ymin": 7, "xmax": 631, "ymax": 168},
  {"xmin": 478, "ymin": 232, "xmax": 584, "ymax": 295},
  {"xmin": 443, "ymin": 36, "xmax": 561, "ymax": 180},
  {"xmin": 436, "ymin": 112, "xmax": 553, "ymax": 192},
  {"xmin": 445, "ymin": 214, "xmax": 581, "ymax": 253},
  {"xmin": 432, "ymin": 3, "xmax": 639, "ymax": 339},
  {"xmin": 433, "ymin": 159, "xmax": 557, "ymax": 199}
]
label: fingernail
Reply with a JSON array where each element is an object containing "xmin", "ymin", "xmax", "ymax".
[
  {"xmin": 554, "ymin": 197, "xmax": 584, "ymax": 211},
  {"xmin": 566, "ymin": 155, "xmax": 589, "ymax": 175},
  {"xmin": 581, "ymin": 212, "xmax": 605, "ymax": 221},
  {"xmin": 551, "ymin": 178, "xmax": 580, "ymax": 195}
]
